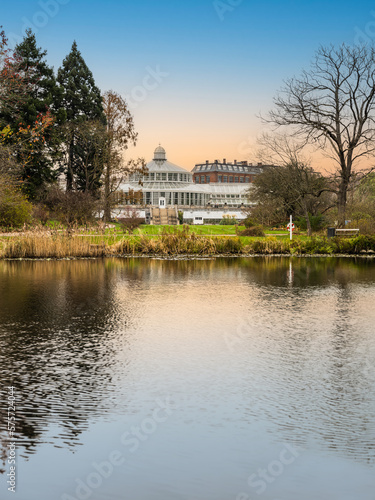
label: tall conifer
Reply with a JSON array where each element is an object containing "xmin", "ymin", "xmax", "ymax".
[
  {"xmin": 57, "ymin": 41, "xmax": 106, "ymax": 192},
  {"xmin": 2, "ymin": 30, "xmax": 61, "ymax": 198}
]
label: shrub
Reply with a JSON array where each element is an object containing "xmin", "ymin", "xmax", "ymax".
[
  {"xmin": 0, "ymin": 180, "xmax": 33, "ymax": 228},
  {"xmin": 243, "ymin": 216, "xmax": 256, "ymax": 228},
  {"xmin": 238, "ymin": 225, "xmax": 265, "ymax": 237},
  {"xmin": 118, "ymin": 206, "xmax": 144, "ymax": 233},
  {"xmin": 44, "ymin": 187, "xmax": 98, "ymax": 226},
  {"xmin": 332, "ymin": 234, "xmax": 375, "ymax": 254},
  {"xmin": 296, "ymin": 213, "xmax": 325, "ymax": 232},
  {"xmin": 32, "ymin": 204, "xmax": 50, "ymax": 225},
  {"xmin": 347, "ymin": 218, "xmax": 375, "ymax": 235},
  {"xmin": 220, "ymin": 215, "xmax": 238, "ymax": 225},
  {"xmin": 119, "ymin": 217, "xmax": 145, "ymax": 233}
]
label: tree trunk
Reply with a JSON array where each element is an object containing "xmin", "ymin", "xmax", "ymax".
[
  {"xmin": 303, "ymin": 201, "xmax": 312, "ymax": 236},
  {"xmin": 103, "ymin": 172, "xmax": 111, "ymax": 222},
  {"xmin": 337, "ymin": 178, "xmax": 349, "ymax": 228},
  {"xmin": 66, "ymin": 138, "xmax": 74, "ymax": 191},
  {"xmin": 103, "ymin": 155, "xmax": 111, "ymax": 223}
]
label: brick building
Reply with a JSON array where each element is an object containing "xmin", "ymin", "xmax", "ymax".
[{"xmin": 192, "ymin": 159, "xmax": 269, "ymax": 184}]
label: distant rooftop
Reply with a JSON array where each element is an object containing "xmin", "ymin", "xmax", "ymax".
[{"xmin": 192, "ymin": 159, "xmax": 276, "ymax": 174}]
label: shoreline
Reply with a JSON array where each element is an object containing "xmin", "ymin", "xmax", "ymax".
[
  {"xmin": 1, "ymin": 232, "xmax": 375, "ymax": 259},
  {"xmin": 1, "ymin": 253, "xmax": 375, "ymax": 261}
]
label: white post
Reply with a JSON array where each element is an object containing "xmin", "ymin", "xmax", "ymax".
[{"xmin": 290, "ymin": 214, "xmax": 293, "ymax": 241}]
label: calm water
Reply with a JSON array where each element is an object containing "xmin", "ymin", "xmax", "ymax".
[{"xmin": 0, "ymin": 257, "xmax": 375, "ymax": 500}]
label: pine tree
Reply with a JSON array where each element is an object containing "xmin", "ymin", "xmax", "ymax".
[
  {"xmin": 57, "ymin": 41, "xmax": 106, "ymax": 193},
  {"xmin": 6, "ymin": 30, "xmax": 62, "ymax": 199}
]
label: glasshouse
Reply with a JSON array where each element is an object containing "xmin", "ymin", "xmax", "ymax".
[{"xmin": 118, "ymin": 146, "xmax": 252, "ymax": 208}]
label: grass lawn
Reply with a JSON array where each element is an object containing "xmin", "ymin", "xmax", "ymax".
[
  {"xmin": 132, "ymin": 224, "xmax": 298, "ymax": 235},
  {"xmin": 133, "ymin": 224, "xmax": 244, "ymax": 235}
]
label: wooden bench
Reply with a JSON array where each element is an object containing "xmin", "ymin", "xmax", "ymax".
[{"xmin": 335, "ymin": 228, "xmax": 360, "ymax": 237}]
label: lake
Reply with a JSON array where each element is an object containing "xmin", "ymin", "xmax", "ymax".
[{"xmin": 0, "ymin": 257, "xmax": 375, "ymax": 500}]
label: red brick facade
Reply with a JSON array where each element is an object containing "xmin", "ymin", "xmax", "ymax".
[{"xmin": 192, "ymin": 160, "xmax": 267, "ymax": 184}]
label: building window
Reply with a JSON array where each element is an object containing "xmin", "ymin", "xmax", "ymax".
[
  {"xmin": 245, "ymin": 177, "xmax": 250, "ymax": 183},
  {"xmin": 206, "ymin": 176, "xmax": 210, "ymax": 183},
  {"xmin": 234, "ymin": 176, "xmax": 239, "ymax": 183},
  {"xmin": 240, "ymin": 177, "xmax": 244, "ymax": 183},
  {"xmin": 229, "ymin": 176, "xmax": 233, "ymax": 183},
  {"xmin": 223, "ymin": 176, "xmax": 228, "ymax": 182},
  {"xmin": 201, "ymin": 176, "xmax": 205, "ymax": 183},
  {"xmin": 218, "ymin": 175, "xmax": 222, "ymax": 182}
]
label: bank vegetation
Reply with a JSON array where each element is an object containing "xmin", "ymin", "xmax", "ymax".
[{"xmin": 1, "ymin": 226, "xmax": 375, "ymax": 259}]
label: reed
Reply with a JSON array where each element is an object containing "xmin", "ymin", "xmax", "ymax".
[
  {"xmin": 1, "ymin": 228, "xmax": 375, "ymax": 259},
  {"xmin": 112, "ymin": 227, "xmax": 242, "ymax": 255},
  {"xmin": 0, "ymin": 233, "xmax": 107, "ymax": 259}
]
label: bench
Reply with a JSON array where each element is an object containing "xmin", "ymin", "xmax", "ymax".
[{"xmin": 335, "ymin": 228, "xmax": 359, "ymax": 237}]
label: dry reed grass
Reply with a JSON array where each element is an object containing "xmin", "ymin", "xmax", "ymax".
[
  {"xmin": 112, "ymin": 226, "xmax": 242, "ymax": 255},
  {"xmin": 1, "ymin": 227, "xmax": 375, "ymax": 259},
  {"xmin": 0, "ymin": 232, "xmax": 106, "ymax": 258}
]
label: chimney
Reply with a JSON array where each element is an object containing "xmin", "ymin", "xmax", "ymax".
[
  {"xmin": 206, "ymin": 160, "xmax": 209, "ymax": 165},
  {"xmin": 234, "ymin": 160, "xmax": 237, "ymax": 165},
  {"xmin": 223, "ymin": 158, "xmax": 226, "ymax": 164},
  {"xmin": 257, "ymin": 162, "xmax": 262, "ymax": 167},
  {"xmin": 215, "ymin": 159, "xmax": 218, "ymax": 164}
]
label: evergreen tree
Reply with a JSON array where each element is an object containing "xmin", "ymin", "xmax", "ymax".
[
  {"xmin": 5, "ymin": 30, "xmax": 62, "ymax": 199},
  {"xmin": 57, "ymin": 41, "xmax": 106, "ymax": 193}
]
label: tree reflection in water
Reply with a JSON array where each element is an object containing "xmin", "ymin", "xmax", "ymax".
[{"xmin": 0, "ymin": 257, "xmax": 374, "ymax": 472}]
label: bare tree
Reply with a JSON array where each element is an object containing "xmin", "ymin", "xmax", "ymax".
[
  {"xmin": 265, "ymin": 44, "xmax": 375, "ymax": 226},
  {"xmin": 249, "ymin": 161, "xmax": 333, "ymax": 235},
  {"xmin": 257, "ymin": 132, "xmax": 308, "ymax": 166},
  {"xmin": 102, "ymin": 90, "xmax": 146, "ymax": 222}
]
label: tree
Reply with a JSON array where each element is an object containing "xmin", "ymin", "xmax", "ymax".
[
  {"xmin": 0, "ymin": 144, "xmax": 19, "ymax": 177},
  {"xmin": 6, "ymin": 30, "xmax": 62, "ymax": 198},
  {"xmin": 61, "ymin": 120, "xmax": 106, "ymax": 194},
  {"xmin": 346, "ymin": 172, "xmax": 375, "ymax": 233},
  {"xmin": 265, "ymin": 44, "xmax": 375, "ymax": 226},
  {"xmin": 0, "ymin": 28, "xmax": 29, "ymax": 121},
  {"xmin": 102, "ymin": 90, "xmax": 145, "ymax": 222},
  {"xmin": 57, "ymin": 41, "xmax": 106, "ymax": 192},
  {"xmin": 0, "ymin": 175, "xmax": 33, "ymax": 228},
  {"xmin": 0, "ymin": 28, "xmax": 54, "ymax": 190},
  {"xmin": 248, "ymin": 162, "xmax": 332, "ymax": 235}
]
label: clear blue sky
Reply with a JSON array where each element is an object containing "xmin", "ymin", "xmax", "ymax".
[{"xmin": 2, "ymin": 0, "xmax": 375, "ymax": 169}]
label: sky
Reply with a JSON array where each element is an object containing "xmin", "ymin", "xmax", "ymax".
[{"xmin": 2, "ymin": 0, "xmax": 375, "ymax": 171}]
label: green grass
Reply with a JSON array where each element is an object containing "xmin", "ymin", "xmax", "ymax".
[
  {"xmin": 134, "ymin": 225, "xmax": 295, "ymax": 236},
  {"xmin": 133, "ymin": 224, "xmax": 245, "ymax": 235},
  {"xmin": 38, "ymin": 222, "xmax": 294, "ymax": 237}
]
